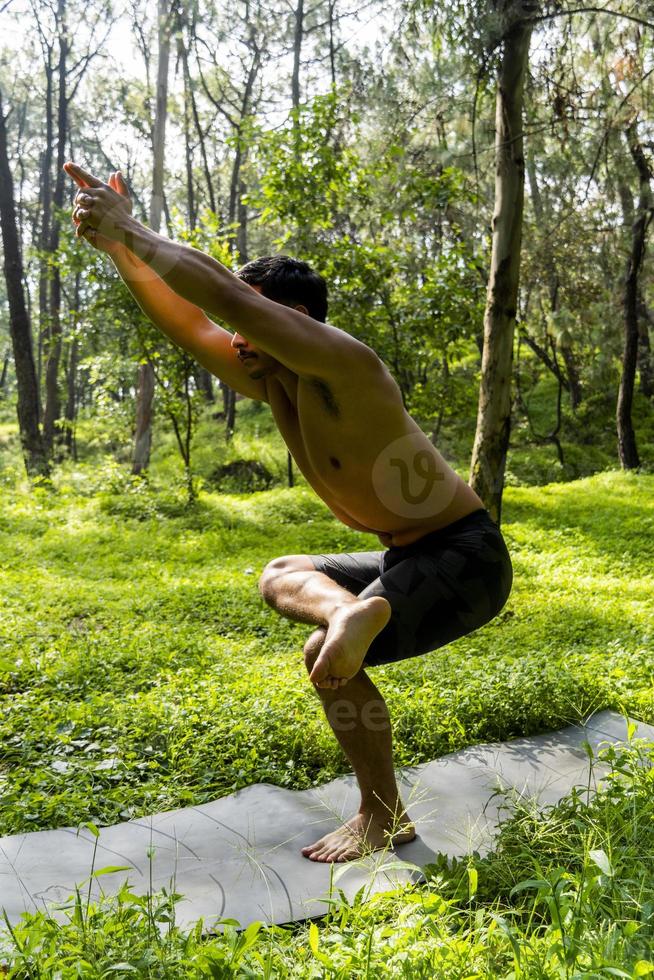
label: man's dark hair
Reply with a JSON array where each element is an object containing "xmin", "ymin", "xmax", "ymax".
[{"xmin": 236, "ymin": 255, "xmax": 328, "ymax": 323}]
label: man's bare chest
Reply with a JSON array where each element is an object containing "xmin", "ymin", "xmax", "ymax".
[{"xmin": 267, "ymin": 375, "xmax": 376, "ymax": 492}]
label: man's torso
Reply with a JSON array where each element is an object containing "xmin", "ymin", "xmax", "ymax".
[{"xmin": 264, "ymin": 352, "xmax": 484, "ymax": 547}]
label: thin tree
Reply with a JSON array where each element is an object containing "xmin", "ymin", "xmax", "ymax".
[
  {"xmin": 469, "ymin": 1, "xmax": 535, "ymax": 524},
  {"xmin": 194, "ymin": 2, "xmax": 265, "ymax": 439},
  {"xmin": 0, "ymin": 89, "xmax": 49, "ymax": 478},
  {"xmin": 42, "ymin": 0, "xmax": 69, "ymax": 455},
  {"xmin": 525, "ymin": 148, "xmax": 582, "ymax": 408},
  {"xmin": 617, "ymin": 119, "xmax": 652, "ymax": 470},
  {"xmin": 31, "ymin": 0, "xmax": 111, "ymax": 454},
  {"xmin": 132, "ymin": 0, "xmax": 172, "ymax": 474}
]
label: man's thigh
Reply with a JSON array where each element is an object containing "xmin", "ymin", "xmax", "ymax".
[{"xmin": 307, "ymin": 550, "xmax": 385, "ymax": 596}]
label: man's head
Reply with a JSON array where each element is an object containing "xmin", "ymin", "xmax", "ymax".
[{"xmin": 231, "ymin": 255, "xmax": 328, "ymax": 379}]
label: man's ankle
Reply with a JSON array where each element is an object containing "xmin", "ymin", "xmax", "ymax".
[
  {"xmin": 359, "ymin": 797, "xmax": 405, "ymax": 826},
  {"xmin": 327, "ymin": 596, "xmax": 359, "ymax": 619}
]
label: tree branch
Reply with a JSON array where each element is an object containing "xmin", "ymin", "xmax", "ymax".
[{"xmin": 531, "ymin": 6, "xmax": 654, "ymax": 32}]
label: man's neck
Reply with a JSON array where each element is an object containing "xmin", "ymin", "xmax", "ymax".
[{"xmin": 267, "ymin": 365, "xmax": 299, "ymax": 406}]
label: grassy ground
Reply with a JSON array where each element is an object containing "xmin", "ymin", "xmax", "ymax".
[{"xmin": 0, "ymin": 428, "xmax": 653, "ymax": 975}]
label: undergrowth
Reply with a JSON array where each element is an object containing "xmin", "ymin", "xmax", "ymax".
[
  {"xmin": 1, "ymin": 738, "xmax": 653, "ymax": 977},
  {"xmin": 0, "ymin": 419, "xmax": 652, "ymax": 975}
]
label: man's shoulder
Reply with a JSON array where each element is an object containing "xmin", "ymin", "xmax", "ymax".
[
  {"xmin": 320, "ymin": 325, "xmax": 387, "ymax": 374},
  {"xmin": 303, "ymin": 342, "xmax": 401, "ymax": 410}
]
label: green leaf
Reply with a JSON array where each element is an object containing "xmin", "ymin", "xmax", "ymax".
[
  {"xmin": 92, "ymin": 864, "xmax": 133, "ymax": 877},
  {"xmin": 308, "ymin": 921, "xmax": 319, "ymax": 956},
  {"xmin": 589, "ymin": 849, "xmax": 612, "ymax": 877},
  {"xmin": 467, "ymin": 866, "xmax": 478, "ymax": 899},
  {"xmin": 510, "ymin": 878, "xmax": 549, "ymax": 896}
]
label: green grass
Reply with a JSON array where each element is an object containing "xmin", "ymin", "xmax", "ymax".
[
  {"xmin": 2, "ymin": 740, "xmax": 654, "ymax": 976},
  {"xmin": 0, "ymin": 468, "xmax": 652, "ymax": 836},
  {"xmin": 0, "ymin": 440, "xmax": 653, "ymax": 975}
]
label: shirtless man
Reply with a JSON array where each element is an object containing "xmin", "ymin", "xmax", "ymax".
[{"xmin": 65, "ymin": 161, "xmax": 513, "ymax": 863}]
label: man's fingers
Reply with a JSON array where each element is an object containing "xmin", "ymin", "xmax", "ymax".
[
  {"xmin": 115, "ymin": 171, "xmax": 130, "ymax": 197},
  {"xmin": 63, "ymin": 161, "xmax": 104, "ymax": 188},
  {"xmin": 76, "ymin": 220, "xmax": 97, "ymax": 245},
  {"xmin": 66, "ymin": 165, "xmax": 89, "ymax": 189}
]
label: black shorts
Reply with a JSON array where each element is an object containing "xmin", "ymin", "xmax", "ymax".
[{"xmin": 308, "ymin": 508, "xmax": 513, "ymax": 667}]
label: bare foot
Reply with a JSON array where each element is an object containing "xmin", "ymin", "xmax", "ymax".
[
  {"xmin": 301, "ymin": 810, "xmax": 416, "ymax": 862},
  {"xmin": 309, "ymin": 597, "xmax": 391, "ymax": 689}
]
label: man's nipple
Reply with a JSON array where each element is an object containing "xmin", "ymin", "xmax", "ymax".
[{"xmin": 329, "ymin": 456, "xmax": 341, "ymax": 469}]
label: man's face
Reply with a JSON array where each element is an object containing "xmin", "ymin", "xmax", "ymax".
[
  {"xmin": 231, "ymin": 331, "xmax": 280, "ymax": 380},
  {"xmin": 232, "ymin": 286, "xmax": 279, "ymax": 381},
  {"xmin": 230, "ymin": 283, "xmax": 306, "ymax": 380}
]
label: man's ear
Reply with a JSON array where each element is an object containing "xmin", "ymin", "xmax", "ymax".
[{"xmin": 294, "ymin": 303, "xmax": 309, "ymax": 316}]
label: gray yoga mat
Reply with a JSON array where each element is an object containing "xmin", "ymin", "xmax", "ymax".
[{"xmin": 1, "ymin": 710, "xmax": 652, "ymax": 931}]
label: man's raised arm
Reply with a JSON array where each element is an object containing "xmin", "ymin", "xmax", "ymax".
[
  {"xmin": 65, "ymin": 166, "xmax": 267, "ymax": 402},
  {"xmin": 65, "ymin": 162, "xmax": 378, "ymax": 379}
]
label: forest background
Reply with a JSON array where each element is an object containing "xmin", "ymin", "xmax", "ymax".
[{"xmin": 0, "ymin": 0, "xmax": 652, "ymax": 503}]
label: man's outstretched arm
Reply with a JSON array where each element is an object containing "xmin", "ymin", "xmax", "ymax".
[
  {"xmin": 111, "ymin": 246, "xmax": 269, "ymax": 402},
  {"xmin": 66, "ymin": 167, "xmax": 267, "ymax": 401},
  {"xmin": 65, "ymin": 162, "xmax": 378, "ymax": 379}
]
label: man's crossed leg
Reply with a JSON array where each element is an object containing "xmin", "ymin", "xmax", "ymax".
[{"xmin": 258, "ymin": 556, "xmax": 416, "ymax": 863}]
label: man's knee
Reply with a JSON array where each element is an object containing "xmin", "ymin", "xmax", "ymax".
[{"xmin": 258, "ymin": 555, "xmax": 316, "ymax": 603}]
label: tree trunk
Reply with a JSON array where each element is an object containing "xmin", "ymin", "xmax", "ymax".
[
  {"xmin": 619, "ymin": 181, "xmax": 654, "ymax": 402},
  {"xmin": 222, "ymin": 383, "xmax": 236, "ymax": 439},
  {"xmin": 559, "ymin": 342, "xmax": 582, "ymax": 409},
  {"xmin": 133, "ymin": 358, "xmax": 155, "ymax": 471},
  {"xmin": 132, "ymin": 0, "xmax": 170, "ymax": 475},
  {"xmin": 617, "ymin": 122, "xmax": 651, "ymax": 470},
  {"xmin": 636, "ymin": 292, "xmax": 654, "ymax": 399},
  {"xmin": 37, "ymin": 45, "xmax": 54, "ymax": 389},
  {"xmin": 180, "ymin": 33, "xmax": 197, "ymax": 233},
  {"xmin": 328, "ymin": 0, "xmax": 336, "ymax": 87},
  {"xmin": 0, "ymin": 350, "xmax": 9, "ymax": 390},
  {"xmin": 43, "ymin": 0, "xmax": 69, "ymax": 456},
  {"xmin": 223, "ymin": 37, "xmax": 260, "ymax": 439},
  {"xmin": 526, "ymin": 147, "xmax": 582, "ymax": 408},
  {"xmin": 63, "ymin": 267, "xmax": 81, "ymax": 457},
  {"xmin": 196, "ymin": 366, "xmax": 214, "ymax": 402},
  {"xmin": 181, "ymin": 37, "xmax": 216, "ymax": 214},
  {"xmin": 291, "ymin": 0, "xmax": 304, "ymax": 113},
  {"xmin": 63, "ymin": 335, "xmax": 78, "ymax": 458},
  {"xmin": 287, "ymin": 0, "xmax": 304, "ymax": 483},
  {"xmin": 0, "ymin": 90, "xmax": 49, "ymax": 478},
  {"xmin": 469, "ymin": 10, "xmax": 533, "ymax": 524}
]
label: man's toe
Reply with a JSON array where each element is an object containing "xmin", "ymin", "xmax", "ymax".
[{"xmin": 309, "ymin": 652, "xmax": 329, "ymax": 684}]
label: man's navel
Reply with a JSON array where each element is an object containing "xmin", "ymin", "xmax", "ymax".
[{"xmin": 329, "ymin": 456, "xmax": 341, "ymax": 469}]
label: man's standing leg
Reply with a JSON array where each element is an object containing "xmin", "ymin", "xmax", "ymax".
[
  {"xmin": 259, "ymin": 557, "xmax": 415, "ymax": 862},
  {"xmin": 301, "ymin": 628, "xmax": 415, "ymax": 861}
]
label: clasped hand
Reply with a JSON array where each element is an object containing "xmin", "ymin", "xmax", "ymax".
[{"xmin": 64, "ymin": 162, "xmax": 132, "ymax": 249}]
